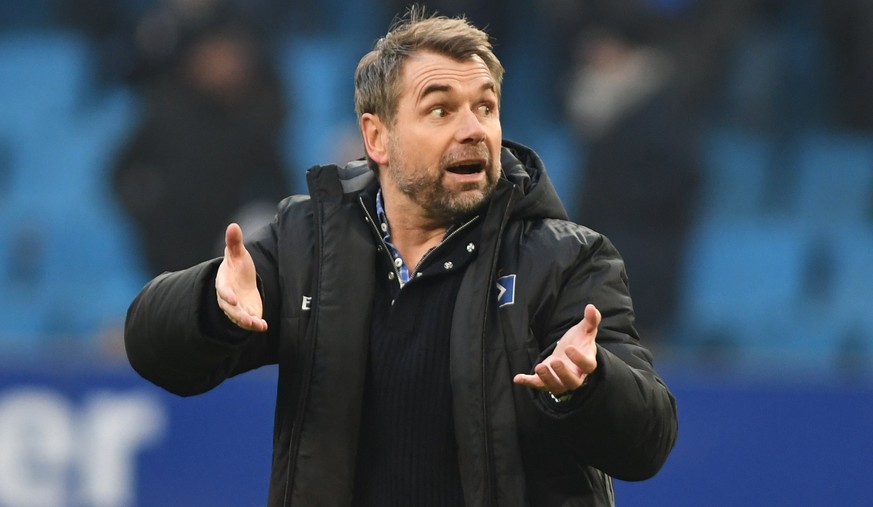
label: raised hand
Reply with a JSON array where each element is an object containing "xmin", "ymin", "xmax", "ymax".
[
  {"xmin": 513, "ymin": 304, "xmax": 600, "ymax": 395},
  {"xmin": 215, "ymin": 223, "xmax": 268, "ymax": 332}
]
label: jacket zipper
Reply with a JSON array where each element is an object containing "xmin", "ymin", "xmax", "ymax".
[
  {"xmin": 466, "ymin": 186, "xmax": 515, "ymax": 506},
  {"xmin": 480, "ymin": 190, "xmax": 516, "ymax": 507},
  {"xmin": 283, "ymin": 201, "xmax": 325, "ymax": 505}
]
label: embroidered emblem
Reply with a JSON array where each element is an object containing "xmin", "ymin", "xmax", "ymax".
[{"xmin": 496, "ymin": 275, "xmax": 516, "ymax": 307}]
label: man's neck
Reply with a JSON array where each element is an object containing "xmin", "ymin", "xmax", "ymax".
[
  {"xmin": 386, "ymin": 213, "xmax": 449, "ymax": 274},
  {"xmin": 380, "ymin": 189, "xmax": 450, "ymax": 273}
]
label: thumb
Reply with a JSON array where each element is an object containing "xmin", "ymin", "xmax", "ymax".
[
  {"xmin": 583, "ymin": 304, "xmax": 602, "ymax": 334},
  {"xmin": 225, "ymin": 223, "xmax": 245, "ymax": 258}
]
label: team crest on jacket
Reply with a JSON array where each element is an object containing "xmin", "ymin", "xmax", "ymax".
[{"xmin": 496, "ymin": 275, "xmax": 516, "ymax": 307}]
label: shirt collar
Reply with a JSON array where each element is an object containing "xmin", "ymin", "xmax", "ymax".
[
  {"xmin": 376, "ymin": 189, "xmax": 411, "ymax": 285},
  {"xmin": 374, "ymin": 189, "xmax": 481, "ymax": 287}
]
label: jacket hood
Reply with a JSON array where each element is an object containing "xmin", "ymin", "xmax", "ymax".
[{"xmin": 500, "ymin": 139, "xmax": 569, "ymax": 221}]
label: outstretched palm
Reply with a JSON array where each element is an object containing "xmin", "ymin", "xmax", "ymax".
[
  {"xmin": 513, "ymin": 304, "xmax": 600, "ymax": 395},
  {"xmin": 215, "ymin": 223, "xmax": 268, "ymax": 332}
]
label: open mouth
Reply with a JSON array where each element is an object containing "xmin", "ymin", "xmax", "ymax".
[{"xmin": 446, "ymin": 162, "xmax": 484, "ymax": 174}]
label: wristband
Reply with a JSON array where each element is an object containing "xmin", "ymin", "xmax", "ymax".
[
  {"xmin": 549, "ymin": 391, "xmax": 575, "ymax": 403},
  {"xmin": 548, "ymin": 373, "xmax": 592, "ymax": 403}
]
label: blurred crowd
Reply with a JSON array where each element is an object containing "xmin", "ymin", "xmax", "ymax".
[{"xmin": 1, "ymin": 0, "xmax": 872, "ymax": 377}]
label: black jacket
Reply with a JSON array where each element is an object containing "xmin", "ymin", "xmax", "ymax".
[{"xmin": 124, "ymin": 140, "xmax": 678, "ymax": 506}]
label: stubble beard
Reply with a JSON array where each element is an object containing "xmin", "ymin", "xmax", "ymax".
[{"xmin": 385, "ymin": 139, "xmax": 500, "ymax": 224}]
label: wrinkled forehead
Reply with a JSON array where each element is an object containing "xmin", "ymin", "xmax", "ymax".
[{"xmin": 399, "ymin": 51, "xmax": 496, "ymax": 103}]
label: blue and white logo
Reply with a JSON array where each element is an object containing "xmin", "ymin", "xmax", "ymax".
[{"xmin": 496, "ymin": 274, "xmax": 516, "ymax": 307}]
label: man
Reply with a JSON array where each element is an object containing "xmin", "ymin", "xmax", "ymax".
[{"xmin": 124, "ymin": 9, "xmax": 678, "ymax": 506}]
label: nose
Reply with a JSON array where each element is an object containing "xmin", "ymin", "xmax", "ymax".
[{"xmin": 456, "ymin": 108, "xmax": 487, "ymax": 144}]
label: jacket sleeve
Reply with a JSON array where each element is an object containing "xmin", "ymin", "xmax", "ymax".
[
  {"xmin": 124, "ymin": 220, "xmax": 283, "ymax": 397},
  {"xmin": 531, "ymin": 229, "xmax": 678, "ymax": 481}
]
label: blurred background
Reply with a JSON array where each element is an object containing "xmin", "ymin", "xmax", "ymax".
[{"xmin": 1, "ymin": 0, "xmax": 871, "ymax": 505}]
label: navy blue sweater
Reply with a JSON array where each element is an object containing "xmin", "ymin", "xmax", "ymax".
[{"xmin": 352, "ymin": 215, "xmax": 482, "ymax": 506}]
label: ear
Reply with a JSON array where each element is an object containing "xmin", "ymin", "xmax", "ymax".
[{"xmin": 360, "ymin": 113, "xmax": 388, "ymax": 166}]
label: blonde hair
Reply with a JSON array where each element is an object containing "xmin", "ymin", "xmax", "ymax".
[{"xmin": 354, "ymin": 6, "xmax": 504, "ymax": 127}]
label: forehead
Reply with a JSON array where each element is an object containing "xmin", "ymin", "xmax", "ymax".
[{"xmin": 399, "ymin": 51, "xmax": 495, "ymax": 101}]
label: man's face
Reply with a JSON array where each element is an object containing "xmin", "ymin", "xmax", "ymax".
[{"xmin": 379, "ymin": 51, "xmax": 502, "ymax": 223}]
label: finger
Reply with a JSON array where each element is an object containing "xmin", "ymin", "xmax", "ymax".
[
  {"xmin": 215, "ymin": 267, "xmax": 239, "ymax": 306},
  {"xmin": 550, "ymin": 358, "xmax": 585, "ymax": 391},
  {"xmin": 217, "ymin": 296, "xmax": 241, "ymax": 322},
  {"xmin": 216, "ymin": 283, "xmax": 238, "ymax": 306},
  {"xmin": 534, "ymin": 362, "xmax": 566, "ymax": 394},
  {"xmin": 222, "ymin": 307, "xmax": 269, "ymax": 332},
  {"xmin": 565, "ymin": 345, "xmax": 597, "ymax": 373},
  {"xmin": 239, "ymin": 315, "xmax": 269, "ymax": 332},
  {"xmin": 513, "ymin": 373, "xmax": 544, "ymax": 389}
]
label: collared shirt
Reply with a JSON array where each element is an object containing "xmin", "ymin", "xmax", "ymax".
[
  {"xmin": 374, "ymin": 189, "xmax": 481, "ymax": 289},
  {"xmin": 376, "ymin": 189, "xmax": 412, "ymax": 285}
]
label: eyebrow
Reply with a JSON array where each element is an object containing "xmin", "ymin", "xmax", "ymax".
[{"xmin": 419, "ymin": 81, "xmax": 496, "ymax": 101}]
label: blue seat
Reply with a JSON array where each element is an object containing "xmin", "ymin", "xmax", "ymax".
[
  {"xmin": 276, "ymin": 36, "xmax": 361, "ymax": 191},
  {"xmin": 675, "ymin": 213, "xmax": 873, "ymax": 374},
  {"xmin": 41, "ymin": 203, "xmax": 149, "ymax": 338},
  {"xmin": 7, "ymin": 86, "xmax": 141, "ymax": 211},
  {"xmin": 0, "ymin": 31, "xmax": 141, "ymax": 216},
  {"xmin": 0, "ymin": 205, "xmax": 53, "ymax": 358},
  {"xmin": 809, "ymin": 224, "xmax": 873, "ymax": 358},
  {"xmin": 510, "ymin": 123, "xmax": 582, "ymax": 217},
  {"xmin": 0, "ymin": 31, "xmax": 90, "ymax": 133},
  {"xmin": 699, "ymin": 127, "xmax": 774, "ymax": 220},
  {"xmin": 0, "ymin": 199, "xmax": 148, "ymax": 358},
  {"xmin": 675, "ymin": 217, "xmax": 812, "ymax": 360},
  {"xmin": 765, "ymin": 222, "xmax": 873, "ymax": 374},
  {"xmin": 0, "ymin": 58, "xmax": 145, "ymax": 358},
  {"xmin": 789, "ymin": 130, "xmax": 873, "ymax": 226}
]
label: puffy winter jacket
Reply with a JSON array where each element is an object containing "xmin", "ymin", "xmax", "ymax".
[{"xmin": 124, "ymin": 140, "xmax": 678, "ymax": 506}]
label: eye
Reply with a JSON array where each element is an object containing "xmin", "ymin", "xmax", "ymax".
[
  {"xmin": 478, "ymin": 104, "xmax": 494, "ymax": 116},
  {"xmin": 429, "ymin": 106, "xmax": 447, "ymax": 118}
]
